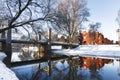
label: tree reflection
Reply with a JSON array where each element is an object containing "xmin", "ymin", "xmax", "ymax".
[
  {"xmin": 117, "ymin": 59, "xmax": 120, "ymax": 76},
  {"xmin": 68, "ymin": 57, "xmax": 78, "ymax": 80},
  {"xmin": 13, "ymin": 56, "xmax": 114, "ymax": 80}
]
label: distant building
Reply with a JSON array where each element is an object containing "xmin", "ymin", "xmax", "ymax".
[
  {"xmin": 51, "ymin": 30, "xmax": 114, "ymax": 45},
  {"xmin": 79, "ymin": 31, "xmax": 104, "ymax": 45},
  {"xmin": 78, "ymin": 31, "xmax": 113, "ymax": 45},
  {"xmin": 103, "ymin": 38, "xmax": 113, "ymax": 44}
]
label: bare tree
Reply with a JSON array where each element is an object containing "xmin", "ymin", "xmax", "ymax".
[
  {"xmin": 89, "ymin": 22, "xmax": 101, "ymax": 44},
  {"xmin": 116, "ymin": 9, "xmax": 120, "ymax": 27},
  {"xmin": 0, "ymin": 0, "xmax": 55, "ymax": 33},
  {"xmin": 116, "ymin": 9, "xmax": 120, "ymax": 44},
  {"xmin": 50, "ymin": 0, "xmax": 89, "ymax": 43}
]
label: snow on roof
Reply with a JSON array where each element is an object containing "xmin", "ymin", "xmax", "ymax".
[
  {"xmin": 0, "ymin": 52, "xmax": 6, "ymax": 61},
  {"xmin": 52, "ymin": 45, "xmax": 120, "ymax": 59},
  {"xmin": 0, "ymin": 61, "xmax": 19, "ymax": 80}
]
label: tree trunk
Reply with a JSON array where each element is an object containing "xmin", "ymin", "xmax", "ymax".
[{"xmin": 3, "ymin": 29, "xmax": 12, "ymax": 67}]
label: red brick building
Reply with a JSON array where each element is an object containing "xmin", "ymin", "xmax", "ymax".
[
  {"xmin": 56, "ymin": 31, "xmax": 114, "ymax": 45},
  {"xmin": 79, "ymin": 31, "xmax": 113, "ymax": 45}
]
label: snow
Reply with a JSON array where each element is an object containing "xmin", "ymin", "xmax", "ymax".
[
  {"xmin": 11, "ymin": 52, "xmax": 21, "ymax": 62},
  {"xmin": 22, "ymin": 47, "xmax": 38, "ymax": 52},
  {"xmin": 52, "ymin": 45, "xmax": 120, "ymax": 59},
  {"xmin": 51, "ymin": 46, "xmax": 62, "ymax": 49},
  {"xmin": 0, "ymin": 61, "xmax": 19, "ymax": 80},
  {"xmin": 0, "ymin": 52, "xmax": 19, "ymax": 80},
  {"xmin": 0, "ymin": 52, "xmax": 6, "ymax": 61}
]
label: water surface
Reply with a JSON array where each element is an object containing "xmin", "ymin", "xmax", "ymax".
[{"xmin": 12, "ymin": 56, "xmax": 120, "ymax": 80}]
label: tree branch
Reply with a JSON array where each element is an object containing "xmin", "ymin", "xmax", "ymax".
[{"xmin": 9, "ymin": 0, "xmax": 32, "ymax": 26}]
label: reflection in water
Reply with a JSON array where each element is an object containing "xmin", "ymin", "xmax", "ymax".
[
  {"xmin": 80, "ymin": 57, "xmax": 113, "ymax": 80},
  {"xmin": 117, "ymin": 59, "xmax": 120, "ymax": 76},
  {"xmin": 12, "ymin": 56, "xmax": 120, "ymax": 80}
]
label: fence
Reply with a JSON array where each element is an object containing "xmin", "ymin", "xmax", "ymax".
[{"xmin": 0, "ymin": 29, "xmax": 79, "ymax": 67}]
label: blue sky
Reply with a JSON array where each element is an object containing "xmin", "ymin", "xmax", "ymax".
[{"xmin": 86, "ymin": 0, "xmax": 120, "ymax": 42}]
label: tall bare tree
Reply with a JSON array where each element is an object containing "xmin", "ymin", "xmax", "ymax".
[
  {"xmin": 89, "ymin": 22, "xmax": 101, "ymax": 44},
  {"xmin": 0, "ymin": 0, "xmax": 55, "ymax": 33},
  {"xmin": 50, "ymin": 0, "xmax": 89, "ymax": 43},
  {"xmin": 116, "ymin": 9, "xmax": 120, "ymax": 44}
]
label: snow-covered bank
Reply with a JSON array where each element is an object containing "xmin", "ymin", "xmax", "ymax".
[
  {"xmin": 52, "ymin": 45, "xmax": 120, "ymax": 59},
  {"xmin": 0, "ymin": 61, "xmax": 19, "ymax": 80},
  {"xmin": 0, "ymin": 52, "xmax": 19, "ymax": 80}
]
